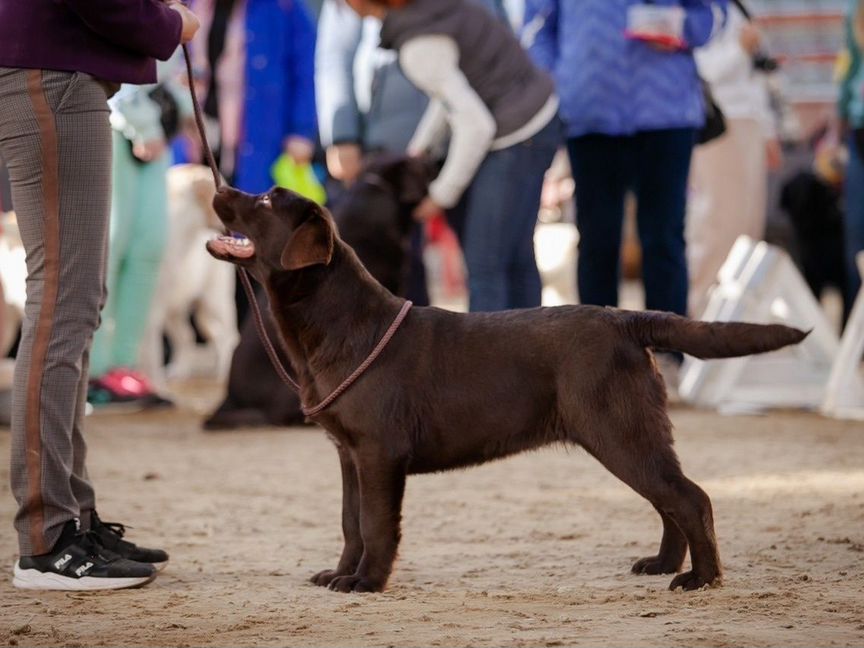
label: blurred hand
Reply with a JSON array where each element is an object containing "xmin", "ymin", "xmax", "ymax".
[
  {"xmin": 413, "ymin": 196, "xmax": 443, "ymax": 222},
  {"xmin": 739, "ymin": 23, "xmax": 762, "ymax": 57},
  {"xmin": 284, "ymin": 136, "xmax": 315, "ymax": 165},
  {"xmin": 326, "ymin": 143, "xmax": 363, "ymax": 184},
  {"xmin": 168, "ymin": 2, "xmax": 200, "ymax": 44},
  {"xmin": 132, "ymin": 139, "xmax": 167, "ymax": 162},
  {"xmin": 765, "ymin": 138, "xmax": 784, "ymax": 172}
]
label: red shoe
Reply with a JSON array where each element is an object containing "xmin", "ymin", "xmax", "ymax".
[
  {"xmin": 87, "ymin": 368, "xmax": 173, "ymax": 410},
  {"xmin": 97, "ymin": 368, "xmax": 155, "ymax": 399}
]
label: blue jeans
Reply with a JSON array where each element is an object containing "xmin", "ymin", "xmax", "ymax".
[
  {"xmin": 453, "ymin": 116, "xmax": 561, "ymax": 312},
  {"xmin": 567, "ymin": 128, "xmax": 695, "ymax": 316},
  {"xmin": 845, "ymin": 133, "xmax": 864, "ymax": 306}
]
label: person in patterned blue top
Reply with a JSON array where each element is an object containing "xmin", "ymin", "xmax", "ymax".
[{"xmin": 524, "ymin": 0, "xmax": 726, "ymax": 372}]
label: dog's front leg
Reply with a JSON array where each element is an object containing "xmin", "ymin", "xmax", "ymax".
[
  {"xmin": 328, "ymin": 454, "xmax": 406, "ymax": 593},
  {"xmin": 311, "ymin": 446, "xmax": 363, "ymax": 587}
]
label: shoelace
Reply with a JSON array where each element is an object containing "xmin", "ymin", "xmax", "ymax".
[
  {"xmin": 99, "ymin": 520, "xmax": 128, "ymax": 539},
  {"xmin": 75, "ymin": 529, "xmax": 116, "ymax": 561}
]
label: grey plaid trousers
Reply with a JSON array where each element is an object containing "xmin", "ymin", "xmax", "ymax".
[{"xmin": 0, "ymin": 67, "xmax": 111, "ymax": 556}]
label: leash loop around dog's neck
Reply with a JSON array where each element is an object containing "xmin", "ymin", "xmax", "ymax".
[
  {"xmin": 180, "ymin": 44, "xmax": 413, "ymax": 417},
  {"xmin": 301, "ymin": 300, "xmax": 413, "ymax": 417}
]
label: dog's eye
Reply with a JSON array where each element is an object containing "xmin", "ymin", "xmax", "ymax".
[{"xmin": 257, "ymin": 195, "xmax": 272, "ymax": 208}]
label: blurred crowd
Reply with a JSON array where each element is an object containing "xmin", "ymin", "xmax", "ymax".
[{"xmin": 1, "ymin": 0, "xmax": 863, "ymax": 419}]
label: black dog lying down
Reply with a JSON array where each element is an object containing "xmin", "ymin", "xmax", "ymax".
[
  {"xmin": 206, "ymin": 185, "xmax": 806, "ymax": 594},
  {"xmin": 203, "ymin": 156, "xmax": 431, "ymax": 429}
]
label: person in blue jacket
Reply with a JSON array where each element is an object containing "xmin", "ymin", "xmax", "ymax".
[
  {"xmin": 190, "ymin": 0, "xmax": 317, "ymax": 194},
  {"xmin": 524, "ymin": 0, "xmax": 726, "ymax": 371},
  {"xmin": 840, "ymin": 0, "xmax": 864, "ymax": 322}
]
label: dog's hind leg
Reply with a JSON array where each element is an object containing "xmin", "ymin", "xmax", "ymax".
[
  {"xmin": 327, "ymin": 451, "xmax": 406, "ymax": 594},
  {"xmin": 312, "ymin": 445, "xmax": 364, "ymax": 588},
  {"xmin": 631, "ymin": 506, "xmax": 687, "ymax": 575},
  {"xmin": 576, "ymin": 414, "xmax": 721, "ymax": 591}
]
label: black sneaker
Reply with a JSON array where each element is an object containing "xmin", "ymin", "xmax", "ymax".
[
  {"xmin": 13, "ymin": 520, "xmax": 156, "ymax": 591},
  {"xmin": 90, "ymin": 511, "xmax": 169, "ymax": 570}
]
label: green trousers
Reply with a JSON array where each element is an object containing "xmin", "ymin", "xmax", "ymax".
[{"xmin": 90, "ymin": 131, "xmax": 168, "ymax": 376}]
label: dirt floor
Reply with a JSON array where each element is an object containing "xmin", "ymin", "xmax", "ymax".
[{"xmin": 0, "ymin": 383, "xmax": 863, "ymax": 648}]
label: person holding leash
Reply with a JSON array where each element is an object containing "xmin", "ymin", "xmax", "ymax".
[
  {"xmin": 0, "ymin": 0, "xmax": 199, "ymax": 590},
  {"xmin": 344, "ymin": 0, "xmax": 562, "ymax": 313}
]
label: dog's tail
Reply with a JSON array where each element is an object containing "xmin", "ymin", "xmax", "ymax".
[{"xmin": 620, "ymin": 310, "xmax": 809, "ymax": 359}]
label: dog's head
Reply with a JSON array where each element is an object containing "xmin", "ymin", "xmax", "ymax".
[
  {"xmin": 358, "ymin": 154, "xmax": 435, "ymax": 209},
  {"xmin": 206, "ymin": 186, "xmax": 336, "ymax": 284},
  {"xmin": 330, "ymin": 155, "xmax": 435, "ymax": 295},
  {"xmin": 331, "ymin": 154, "xmax": 432, "ymax": 237},
  {"xmin": 168, "ymin": 164, "xmax": 223, "ymax": 232}
]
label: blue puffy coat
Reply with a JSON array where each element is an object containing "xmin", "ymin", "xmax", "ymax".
[{"xmin": 236, "ymin": 0, "xmax": 317, "ymax": 193}]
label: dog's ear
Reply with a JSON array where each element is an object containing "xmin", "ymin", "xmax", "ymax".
[
  {"xmin": 280, "ymin": 211, "xmax": 335, "ymax": 271},
  {"xmin": 398, "ymin": 157, "xmax": 433, "ymax": 205}
]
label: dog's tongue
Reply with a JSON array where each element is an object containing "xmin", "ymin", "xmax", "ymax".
[{"xmin": 210, "ymin": 234, "xmax": 255, "ymax": 259}]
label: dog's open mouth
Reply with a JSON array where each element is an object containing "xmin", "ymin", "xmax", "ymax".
[{"xmin": 207, "ymin": 234, "xmax": 256, "ymax": 259}]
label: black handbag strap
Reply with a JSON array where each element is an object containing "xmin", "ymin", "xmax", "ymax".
[{"xmin": 731, "ymin": 0, "xmax": 753, "ymax": 21}]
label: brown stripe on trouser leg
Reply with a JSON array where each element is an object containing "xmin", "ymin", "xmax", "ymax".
[
  {"xmin": 21, "ymin": 69, "xmax": 60, "ymax": 555},
  {"xmin": 0, "ymin": 68, "xmax": 110, "ymax": 555}
]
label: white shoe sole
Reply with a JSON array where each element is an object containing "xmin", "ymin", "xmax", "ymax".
[
  {"xmin": 152, "ymin": 560, "xmax": 168, "ymax": 572},
  {"xmin": 12, "ymin": 562, "xmax": 155, "ymax": 591}
]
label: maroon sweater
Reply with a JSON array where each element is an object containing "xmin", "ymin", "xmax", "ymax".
[{"xmin": 0, "ymin": 0, "xmax": 183, "ymax": 84}]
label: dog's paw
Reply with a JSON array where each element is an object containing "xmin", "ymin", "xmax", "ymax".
[
  {"xmin": 310, "ymin": 569, "xmax": 341, "ymax": 587},
  {"xmin": 327, "ymin": 574, "xmax": 384, "ymax": 593},
  {"xmin": 668, "ymin": 570, "xmax": 721, "ymax": 591},
  {"xmin": 632, "ymin": 555, "xmax": 682, "ymax": 575}
]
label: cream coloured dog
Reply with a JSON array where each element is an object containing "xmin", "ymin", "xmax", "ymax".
[
  {"xmin": 139, "ymin": 164, "xmax": 238, "ymax": 387},
  {"xmin": 0, "ymin": 211, "xmax": 25, "ymax": 360},
  {"xmin": 1, "ymin": 211, "xmax": 23, "ymax": 416}
]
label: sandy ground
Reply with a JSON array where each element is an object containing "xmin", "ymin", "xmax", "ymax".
[{"xmin": 0, "ymin": 383, "xmax": 863, "ymax": 648}]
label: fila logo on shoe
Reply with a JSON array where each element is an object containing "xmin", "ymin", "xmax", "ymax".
[
  {"xmin": 74, "ymin": 562, "xmax": 94, "ymax": 577},
  {"xmin": 54, "ymin": 553, "xmax": 73, "ymax": 570}
]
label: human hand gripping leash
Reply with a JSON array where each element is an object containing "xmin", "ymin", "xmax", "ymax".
[{"xmin": 179, "ymin": 44, "xmax": 412, "ymax": 417}]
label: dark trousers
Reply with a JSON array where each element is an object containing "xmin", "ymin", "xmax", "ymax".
[
  {"xmin": 567, "ymin": 128, "xmax": 696, "ymax": 316},
  {"xmin": 845, "ymin": 132, "xmax": 864, "ymax": 307},
  {"xmin": 449, "ymin": 116, "xmax": 561, "ymax": 312}
]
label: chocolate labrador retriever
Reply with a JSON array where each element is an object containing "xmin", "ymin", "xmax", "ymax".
[
  {"xmin": 203, "ymin": 156, "xmax": 431, "ymax": 430},
  {"xmin": 206, "ymin": 185, "xmax": 807, "ymax": 594}
]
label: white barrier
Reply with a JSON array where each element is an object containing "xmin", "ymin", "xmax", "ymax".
[
  {"xmin": 679, "ymin": 237, "xmax": 840, "ymax": 414},
  {"xmin": 821, "ymin": 252, "xmax": 864, "ymax": 421}
]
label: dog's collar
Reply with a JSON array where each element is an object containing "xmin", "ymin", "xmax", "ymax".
[{"xmin": 301, "ymin": 300, "xmax": 413, "ymax": 418}]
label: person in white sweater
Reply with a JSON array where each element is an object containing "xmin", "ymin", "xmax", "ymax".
[
  {"xmin": 687, "ymin": 1, "xmax": 782, "ymax": 317},
  {"xmin": 345, "ymin": 0, "xmax": 561, "ymax": 313}
]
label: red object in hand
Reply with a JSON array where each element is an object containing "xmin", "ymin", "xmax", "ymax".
[{"xmin": 624, "ymin": 31, "xmax": 687, "ymax": 50}]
